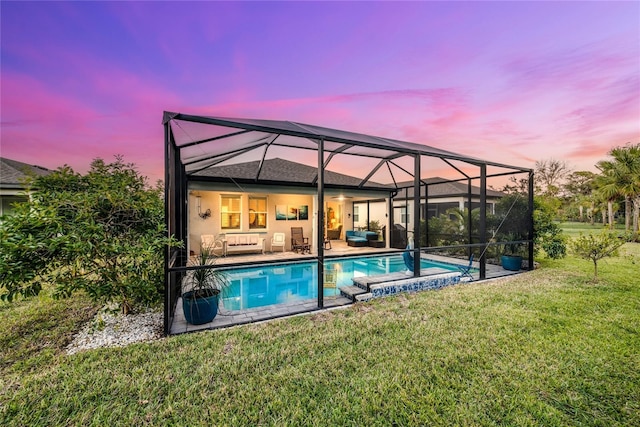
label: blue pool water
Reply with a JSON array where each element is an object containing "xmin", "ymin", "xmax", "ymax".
[{"xmin": 220, "ymin": 255, "xmax": 458, "ymax": 311}]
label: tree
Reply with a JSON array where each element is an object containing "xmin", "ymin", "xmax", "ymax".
[
  {"xmin": 570, "ymin": 231, "xmax": 628, "ymax": 280},
  {"xmin": 563, "ymin": 171, "xmax": 597, "ymax": 221},
  {"xmin": 533, "ymin": 197, "xmax": 567, "ymax": 259},
  {"xmin": 607, "ymin": 144, "xmax": 640, "ymax": 234},
  {"xmin": 0, "ymin": 157, "xmax": 179, "ymax": 313},
  {"xmin": 564, "ymin": 171, "xmax": 597, "ymax": 198},
  {"xmin": 535, "ymin": 158, "xmax": 571, "ymax": 197},
  {"xmin": 498, "ymin": 176, "xmax": 529, "ymax": 195},
  {"xmin": 595, "ymin": 144, "xmax": 640, "ymax": 233},
  {"xmin": 595, "ymin": 159, "xmax": 622, "ymax": 229}
]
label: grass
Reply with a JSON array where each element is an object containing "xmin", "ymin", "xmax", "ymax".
[
  {"xmin": 558, "ymin": 221, "xmax": 626, "ymax": 239},
  {"xmin": 1, "ymin": 244, "xmax": 639, "ymax": 426}
]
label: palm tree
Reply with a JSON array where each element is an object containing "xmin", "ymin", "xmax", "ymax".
[
  {"xmin": 596, "ymin": 144, "xmax": 640, "ymax": 234},
  {"xmin": 594, "ymin": 165, "xmax": 619, "ymax": 229},
  {"xmin": 609, "ymin": 144, "xmax": 640, "ymax": 234}
]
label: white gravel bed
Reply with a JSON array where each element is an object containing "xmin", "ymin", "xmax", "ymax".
[{"xmin": 66, "ymin": 309, "xmax": 163, "ymax": 355}]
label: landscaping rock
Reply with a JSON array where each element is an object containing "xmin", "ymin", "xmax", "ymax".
[{"xmin": 66, "ymin": 309, "xmax": 162, "ymax": 354}]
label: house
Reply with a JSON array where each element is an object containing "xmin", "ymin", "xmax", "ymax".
[
  {"xmin": 163, "ymin": 112, "xmax": 534, "ymax": 334},
  {"xmin": 392, "ymin": 177, "xmax": 505, "ymax": 230},
  {"xmin": 187, "ymin": 157, "xmax": 392, "ymax": 254},
  {"xmin": 0, "ymin": 157, "xmax": 50, "ymax": 216}
]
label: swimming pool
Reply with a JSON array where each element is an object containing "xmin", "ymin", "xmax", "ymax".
[{"xmin": 220, "ymin": 255, "xmax": 458, "ymax": 311}]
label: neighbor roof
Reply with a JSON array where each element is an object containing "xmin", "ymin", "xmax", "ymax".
[
  {"xmin": 395, "ymin": 178, "xmax": 505, "ymax": 199},
  {"xmin": 0, "ymin": 158, "xmax": 51, "ymax": 189}
]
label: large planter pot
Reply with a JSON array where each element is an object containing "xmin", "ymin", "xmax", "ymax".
[
  {"xmin": 182, "ymin": 290, "xmax": 219, "ymax": 325},
  {"xmin": 501, "ymin": 255, "xmax": 523, "ymax": 271}
]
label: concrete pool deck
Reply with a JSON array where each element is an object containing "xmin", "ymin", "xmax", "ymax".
[{"xmin": 171, "ymin": 295, "xmax": 352, "ymax": 334}]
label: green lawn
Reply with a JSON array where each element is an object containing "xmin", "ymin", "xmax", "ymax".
[
  {"xmin": 1, "ymin": 245, "xmax": 639, "ymax": 426},
  {"xmin": 558, "ymin": 221, "xmax": 626, "ymax": 239}
]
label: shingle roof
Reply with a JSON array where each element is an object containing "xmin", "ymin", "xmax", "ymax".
[
  {"xmin": 0, "ymin": 158, "xmax": 51, "ymax": 189},
  {"xmin": 395, "ymin": 178, "xmax": 504, "ymax": 199},
  {"xmin": 195, "ymin": 158, "xmax": 505, "ymax": 200},
  {"xmin": 194, "ymin": 157, "xmax": 390, "ymax": 189}
]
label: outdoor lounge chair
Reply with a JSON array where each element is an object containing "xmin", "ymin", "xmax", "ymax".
[
  {"xmin": 458, "ymin": 254, "xmax": 474, "ymax": 281},
  {"xmin": 291, "ymin": 227, "xmax": 310, "ymax": 254},
  {"xmin": 271, "ymin": 232, "xmax": 286, "ymax": 252}
]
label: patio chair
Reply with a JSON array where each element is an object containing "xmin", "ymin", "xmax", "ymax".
[
  {"xmin": 291, "ymin": 227, "xmax": 310, "ymax": 254},
  {"xmin": 458, "ymin": 254, "xmax": 474, "ymax": 281},
  {"xmin": 271, "ymin": 232, "xmax": 286, "ymax": 252},
  {"xmin": 201, "ymin": 234, "xmax": 216, "ymax": 250},
  {"xmin": 201, "ymin": 234, "xmax": 224, "ymax": 256}
]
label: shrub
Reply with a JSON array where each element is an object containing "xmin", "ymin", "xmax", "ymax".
[
  {"xmin": 570, "ymin": 231, "xmax": 629, "ymax": 279},
  {"xmin": 0, "ymin": 157, "xmax": 180, "ymax": 313}
]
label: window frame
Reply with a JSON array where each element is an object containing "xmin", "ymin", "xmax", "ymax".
[
  {"xmin": 248, "ymin": 196, "xmax": 268, "ymax": 230},
  {"xmin": 220, "ymin": 194, "xmax": 242, "ymax": 230}
]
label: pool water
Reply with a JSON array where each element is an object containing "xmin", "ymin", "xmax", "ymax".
[{"xmin": 220, "ymin": 255, "xmax": 458, "ymax": 311}]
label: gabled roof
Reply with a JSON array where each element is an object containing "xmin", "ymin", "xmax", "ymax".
[
  {"xmin": 395, "ymin": 178, "xmax": 505, "ymax": 199},
  {"xmin": 194, "ymin": 157, "xmax": 390, "ymax": 190},
  {"xmin": 0, "ymin": 158, "xmax": 51, "ymax": 190}
]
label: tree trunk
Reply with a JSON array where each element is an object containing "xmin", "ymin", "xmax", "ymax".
[
  {"xmin": 593, "ymin": 259, "xmax": 598, "ymax": 280},
  {"xmin": 590, "ymin": 201, "xmax": 595, "ymax": 225},
  {"xmin": 608, "ymin": 201, "xmax": 614, "ymax": 229},
  {"xmin": 579, "ymin": 205, "xmax": 584, "ymax": 221},
  {"xmin": 633, "ymin": 196, "xmax": 640, "ymax": 235},
  {"xmin": 625, "ymin": 197, "xmax": 631, "ymax": 231}
]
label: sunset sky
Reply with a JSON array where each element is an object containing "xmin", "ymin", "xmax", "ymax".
[{"xmin": 1, "ymin": 1, "xmax": 639, "ymax": 182}]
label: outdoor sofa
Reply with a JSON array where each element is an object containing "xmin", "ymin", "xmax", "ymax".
[
  {"xmin": 223, "ymin": 233, "xmax": 265, "ymax": 255},
  {"xmin": 346, "ymin": 230, "xmax": 378, "ymax": 247}
]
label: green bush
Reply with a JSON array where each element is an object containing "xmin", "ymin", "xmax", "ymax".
[
  {"xmin": 542, "ymin": 234, "xmax": 567, "ymax": 259},
  {"xmin": 534, "ymin": 197, "xmax": 567, "ymax": 259},
  {"xmin": 0, "ymin": 157, "xmax": 180, "ymax": 313}
]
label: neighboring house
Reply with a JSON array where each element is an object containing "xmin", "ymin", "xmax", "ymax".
[
  {"xmin": 392, "ymin": 178, "xmax": 505, "ymax": 230},
  {"xmin": 0, "ymin": 157, "xmax": 50, "ymax": 216}
]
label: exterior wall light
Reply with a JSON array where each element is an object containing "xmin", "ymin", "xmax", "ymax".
[{"xmin": 196, "ymin": 195, "xmax": 211, "ymax": 219}]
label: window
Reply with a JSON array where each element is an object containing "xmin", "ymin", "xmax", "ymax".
[
  {"xmin": 401, "ymin": 207, "xmax": 410, "ymax": 224},
  {"xmin": 0, "ymin": 196, "xmax": 26, "ymax": 216},
  {"xmin": 221, "ymin": 195, "xmax": 241, "ymax": 230},
  {"xmin": 249, "ymin": 196, "xmax": 267, "ymax": 229},
  {"xmin": 353, "ymin": 205, "xmax": 359, "ymax": 222}
]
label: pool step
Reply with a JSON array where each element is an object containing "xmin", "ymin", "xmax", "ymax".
[
  {"xmin": 339, "ymin": 285, "xmax": 368, "ymax": 302},
  {"xmin": 352, "ymin": 267, "xmax": 452, "ymax": 291}
]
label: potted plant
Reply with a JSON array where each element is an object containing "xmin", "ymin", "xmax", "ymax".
[
  {"xmin": 500, "ymin": 233, "xmax": 524, "ymax": 271},
  {"xmin": 182, "ymin": 244, "xmax": 228, "ymax": 325}
]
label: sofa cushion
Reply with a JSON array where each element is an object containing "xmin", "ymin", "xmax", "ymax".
[
  {"xmin": 223, "ymin": 234, "xmax": 265, "ymax": 254},
  {"xmin": 346, "ymin": 230, "xmax": 378, "ymax": 241}
]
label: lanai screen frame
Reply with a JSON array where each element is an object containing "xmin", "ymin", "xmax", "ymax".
[{"xmin": 163, "ymin": 111, "xmax": 534, "ymax": 335}]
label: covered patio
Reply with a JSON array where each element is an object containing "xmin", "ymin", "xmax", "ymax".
[{"xmin": 164, "ymin": 112, "xmax": 534, "ymax": 335}]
